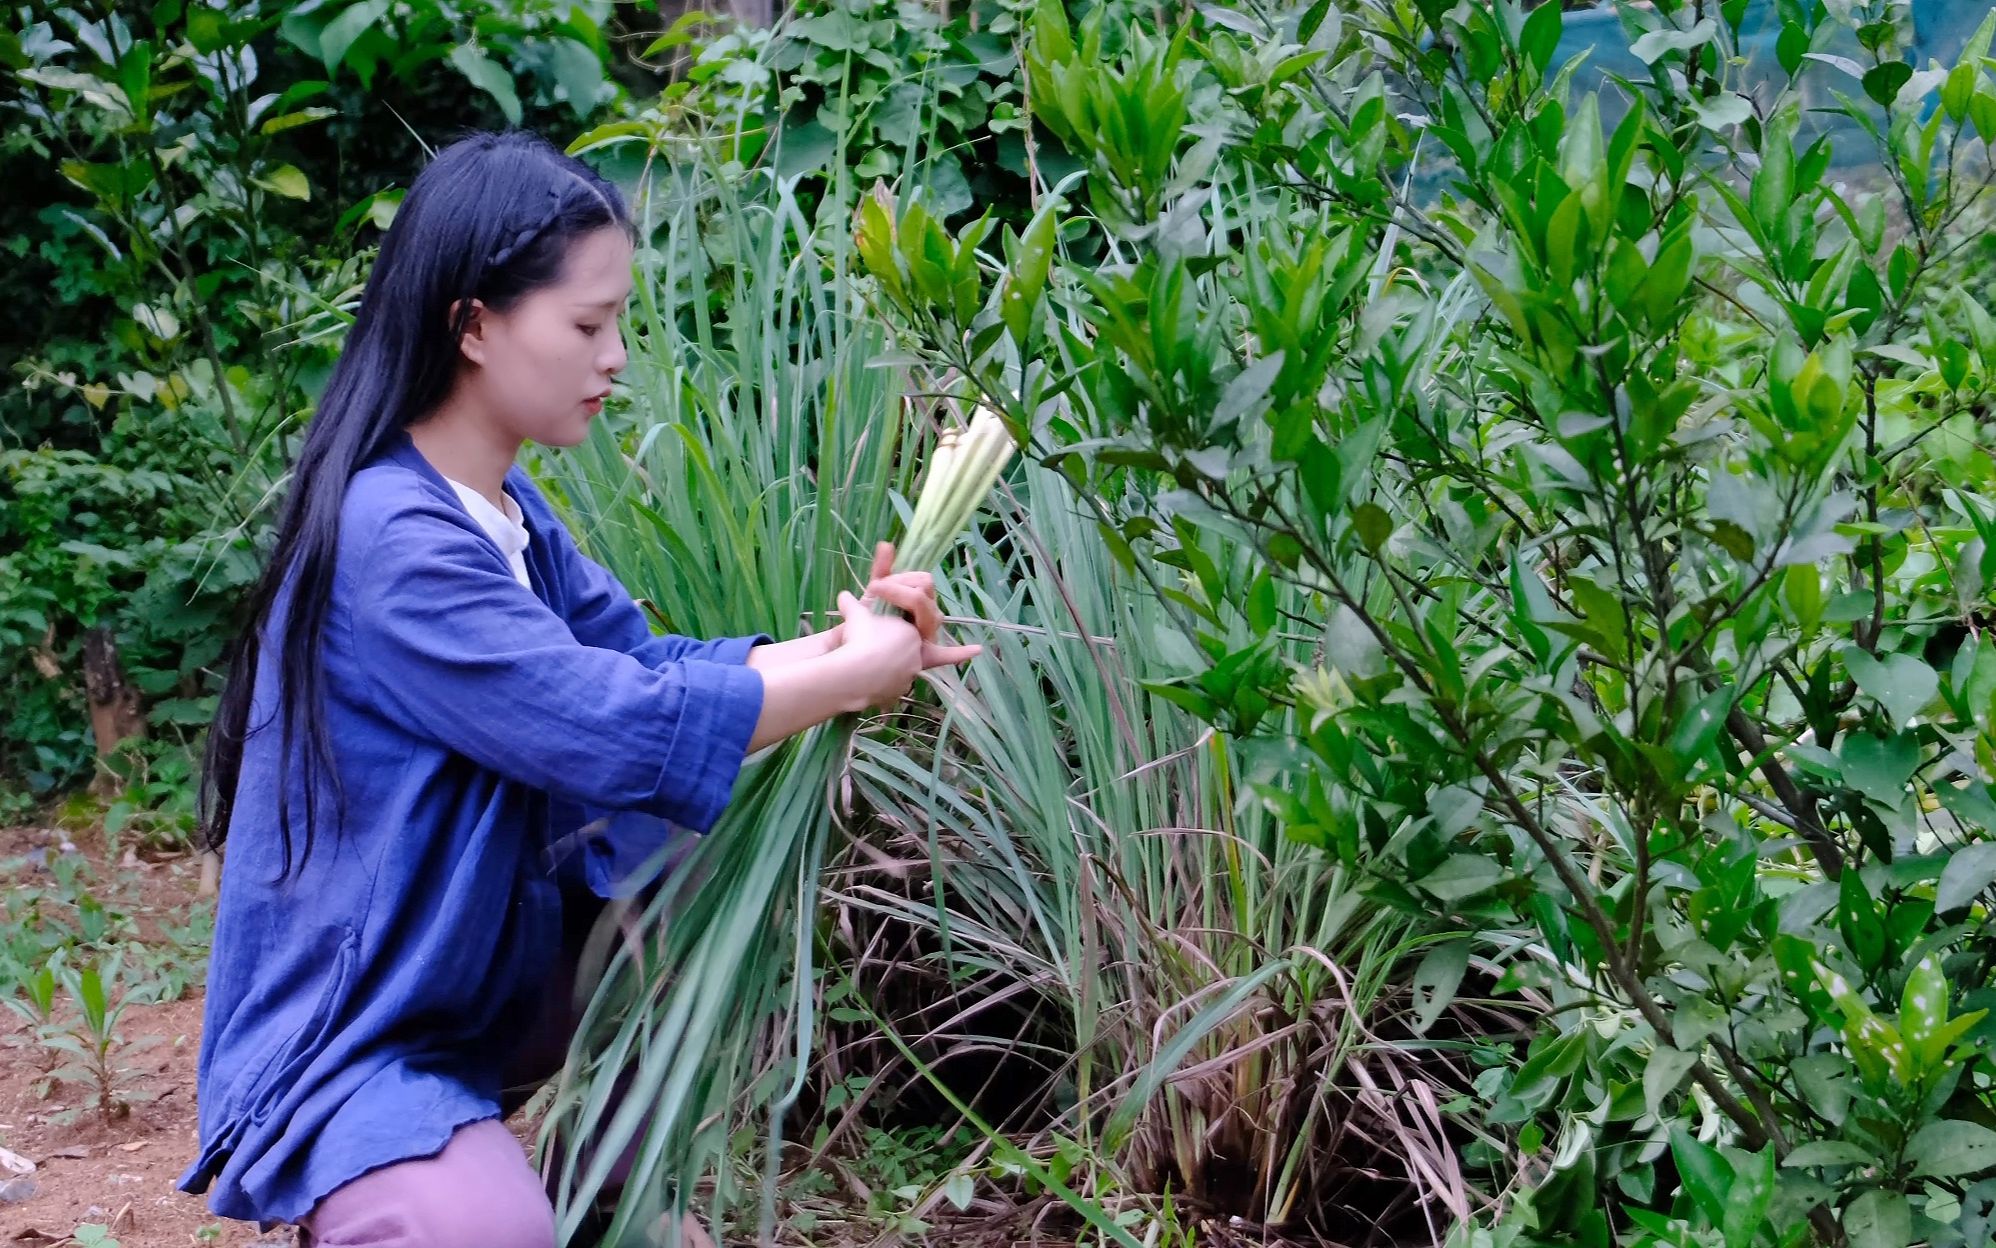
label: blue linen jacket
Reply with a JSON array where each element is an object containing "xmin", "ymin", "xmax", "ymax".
[{"xmin": 177, "ymin": 435, "xmax": 766, "ymax": 1224}]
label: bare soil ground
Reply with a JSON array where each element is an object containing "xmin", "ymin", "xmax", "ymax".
[
  {"xmin": 0, "ymin": 825, "xmax": 632, "ymax": 1248},
  {"xmin": 0, "ymin": 823, "xmax": 291, "ymax": 1247}
]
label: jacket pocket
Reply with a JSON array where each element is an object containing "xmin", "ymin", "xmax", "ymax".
[{"xmin": 245, "ymin": 926, "xmax": 359, "ymax": 1126}]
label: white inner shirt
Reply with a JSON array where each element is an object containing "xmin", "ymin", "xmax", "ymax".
[{"xmin": 444, "ymin": 477, "xmax": 533, "ymax": 588}]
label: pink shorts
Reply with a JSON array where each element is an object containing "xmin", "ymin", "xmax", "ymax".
[{"xmin": 298, "ymin": 895, "xmax": 641, "ymax": 1247}]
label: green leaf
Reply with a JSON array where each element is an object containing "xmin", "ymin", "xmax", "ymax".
[
  {"xmin": 449, "ymin": 43, "xmax": 521, "ymax": 125},
  {"xmin": 548, "ymin": 37, "xmax": 604, "ymax": 117},
  {"xmin": 1630, "ymin": 18, "xmax": 1716, "ymax": 65},
  {"xmin": 1214, "ymin": 354, "xmax": 1283, "ymax": 430},
  {"xmin": 942, "ymin": 1172, "xmax": 975, "ymax": 1210},
  {"xmin": 1520, "ymin": 1, "xmax": 1561, "ymax": 75},
  {"xmin": 568, "ymin": 120, "xmax": 647, "ymax": 154},
  {"xmin": 1838, "ymin": 732, "xmax": 1919, "ymax": 805},
  {"xmin": 1966, "ymin": 7, "xmax": 1996, "ymax": 65},
  {"xmin": 336, "ymin": 186, "xmax": 404, "ymax": 233},
  {"xmin": 1428, "ymin": 785, "xmax": 1482, "ymax": 839},
  {"xmin": 1974, "ymin": 89, "xmax": 1996, "ymax": 145},
  {"xmin": 1776, "ymin": 22, "xmax": 1808, "ymax": 76},
  {"xmin": 1351, "ymin": 502, "xmax": 1392, "ymax": 552},
  {"xmin": 252, "ymin": 163, "xmax": 310, "ymax": 201},
  {"xmin": 1691, "ymin": 92, "xmax": 1754, "ymax": 130},
  {"xmin": 1642, "ymin": 229, "xmax": 1695, "ymax": 324},
  {"xmin": 1844, "ymin": 1189, "xmax": 1910, "ymax": 1248},
  {"xmin": 1805, "ymin": 53, "xmax": 1867, "ymax": 81},
  {"xmin": 1782, "ymin": 1141, "xmax": 1872, "ymax": 1167},
  {"xmin": 1416, "ymin": 854, "xmax": 1503, "ymax": 903},
  {"xmin": 1667, "ymin": 687, "xmax": 1733, "ymax": 771},
  {"xmin": 1545, "ymin": 191, "xmax": 1584, "ymax": 285},
  {"xmin": 20, "ymin": 68, "xmax": 132, "ymax": 118},
  {"xmin": 922, "ymin": 152, "xmax": 974, "ymax": 221},
  {"xmin": 1410, "ymin": 939, "xmax": 1470, "ymax": 1034},
  {"xmin": 1783, "ymin": 563, "xmax": 1824, "ymax": 628},
  {"xmin": 1722, "ymin": 1145, "xmax": 1775, "ymax": 1248},
  {"xmin": 278, "ymin": 7, "xmax": 329, "ymax": 60},
  {"xmin": 1906, "ymin": 1120, "xmax": 1996, "ymax": 1178},
  {"xmin": 1935, "ymin": 842, "xmax": 1996, "ymax": 915},
  {"xmin": 1943, "ymin": 63, "xmax": 1977, "ymax": 120},
  {"xmin": 1900, "ymin": 952, "xmax": 1948, "ymax": 1049},
  {"xmin": 259, "ymin": 106, "xmax": 337, "ymax": 135},
  {"xmin": 319, "ymin": 0, "xmax": 389, "ymax": 74},
  {"xmin": 1643, "ymin": 1046, "xmax": 1697, "ymax": 1115},
  {"xmin": 1863, "ymin": 61, "xmax": 1914, "ymax": 108},
  {"xmin": 1838, "ymin": 868, "xmax": 1888, "ymax": 969},
  {"xmin": 77, "ymin": 965, "xmax": 106, "ymax": 1035},
  {"xmin": 775, "ymin": 119, "xmax": 838, "ymax": 180},
  {"xmin": 1296, "ymin": 0, "xmax": 1333, "ymax": 43},
  {"xmin": 131, "ymin": 302, "xmax": 180, "ymax": 339},
  {"xmin": 1844, "ymin": 649, "xmax": 1939, "ymax": 730},
  {"xmin": 1669, "ymin": 1126, "xmax": 1731, "ymax": 1226},
  {"xmin": 117, "ymin": 39, "xmax": 152, "ymax": 118}
]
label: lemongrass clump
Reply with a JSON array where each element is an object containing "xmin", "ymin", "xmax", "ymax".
[{"xmin": 544, "ymin": 397, "xmax": 1016, "ymax": 1248}]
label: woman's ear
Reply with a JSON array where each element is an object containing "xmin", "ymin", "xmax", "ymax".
[{"xmin": 450, "ymin": 298, "xmax": 491, "ymax": 366}]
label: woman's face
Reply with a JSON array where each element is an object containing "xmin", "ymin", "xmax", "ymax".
[{"xmin": 456, "ymin": 224, "xmax": 635, "ymax": 448}]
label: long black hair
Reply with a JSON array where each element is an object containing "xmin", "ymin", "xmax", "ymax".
[{"xmin": 201, "ymin": 130, "xmax": 633, "ymax": 881}]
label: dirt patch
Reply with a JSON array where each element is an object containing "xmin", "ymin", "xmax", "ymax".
[
  {"xmin": 0, "ymin": 824, "xmax": 289, "ymax": 1247},
  {"xmin": 0, "ymin": 830, "xmax": 279, "ymax": 1238},
  {"xmin": 0, "ymin": 995, "xmax": 290, "ymax": 1248},
  {"xmin": 0, "ymin": 822, "xmax": 570, "ymax": 1248}
]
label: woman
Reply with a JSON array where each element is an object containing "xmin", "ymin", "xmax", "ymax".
[{"xmin": 176, "ymin": 130, "xmax": 978, "ymax": 1246}]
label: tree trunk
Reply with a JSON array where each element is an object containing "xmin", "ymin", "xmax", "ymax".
[{"xmin": 81, "ymin": 627, "xmax": 146, "ymax": 795}]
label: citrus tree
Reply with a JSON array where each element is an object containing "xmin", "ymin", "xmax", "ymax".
[{"xmin": 859, "ymin": 1, "xmax": 1996, "ymax": 1242}]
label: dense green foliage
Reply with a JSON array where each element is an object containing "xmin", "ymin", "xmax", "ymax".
[
  {"xmin": 862, "ymin": 0, "xmax": 1996, "ymax": 1243},
  {"xmin": 0, "ymin": 0, "xmax": 635, "ymax": 805},
  {"xmin": 0, "ymin": 0, "xmax": 1073, "ymax": 809}
]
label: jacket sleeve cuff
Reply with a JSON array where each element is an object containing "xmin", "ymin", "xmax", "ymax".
[
  {"xmin": 647, "ymin": 658, "xmax": 765, "ymax": 833},
  {"xmin": 709, "ymin": 633, "xmax": 773, "ymax": 666}
]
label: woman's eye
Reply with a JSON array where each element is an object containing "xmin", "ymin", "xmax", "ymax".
[{"xmin": 577, "ymin": 323, "xmax": 602, "ymax": 337}]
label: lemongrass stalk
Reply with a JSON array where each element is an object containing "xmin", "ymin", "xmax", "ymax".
[
  {"xmin": 918, "ymin": 427, "xmax": 963, "ymax": 516},
  {"xmin": 898, "ymin": 407, "xmax": 1014, "ymax": 573},
  {"xmin": 902, "ymin": 422, "xmax": 966, "ymax": 552}
]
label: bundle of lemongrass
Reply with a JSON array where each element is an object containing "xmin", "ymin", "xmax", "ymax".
[
  {"xmin": 541, "ymin": 404, "xmax": 1016, "ymax": 1248},
  {"xmin": 894, "ymin": 404, "xmax": 1016, "ymax": 572}
]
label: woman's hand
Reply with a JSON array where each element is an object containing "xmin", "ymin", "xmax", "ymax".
[
  {"xmin": 748, "ymin": 543, "xmax": 981, "ymax": 676},
  {"xmin": 829, "ymin": 593, "xmax": 924, "ymax": 709},
  {"xmin": 857, "ymin": 542, "xmax": 942, "ymax": 641},
  {"xmin": 849, "ymin": 542, "xmax": 981, "ymax": 671},
  {"xmin": 747, "ymin": 546, "xmax": 983, "ymax": 748},
  {"xmin": 832, "ymin": 582, "xmax": 981, "ymax": 711}
]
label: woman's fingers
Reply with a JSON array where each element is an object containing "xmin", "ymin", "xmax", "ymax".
[
  {"xmin": 869, "ymin": 541, "xmax": 896, "ymax": 584},
  {"xmin": 921, "ymin": 641, "xmax": 983, "ymax": 670},
  {"xmin": 866, "ymin": 577, "xmax": 943, "ymax": 639},
  {"xmin": 864, "ymin": 571, "xmax": 935, "ymax": 603},
  {"xmin": 834, "ymin": 591, "xmax": 870, "ymax": 633}
]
